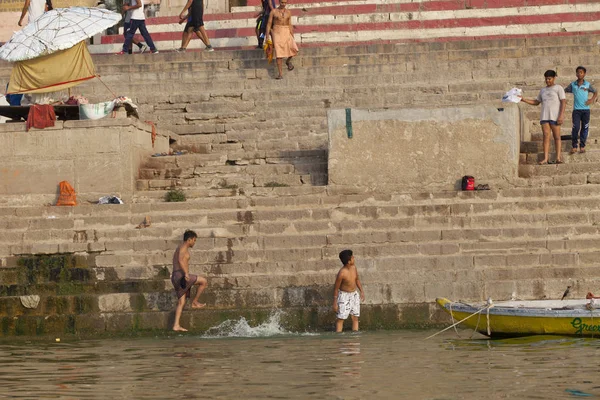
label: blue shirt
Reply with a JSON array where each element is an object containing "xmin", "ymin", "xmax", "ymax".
[{"xmin": 565, "ymin": 80, "xmax": 597, "ymax": 110}]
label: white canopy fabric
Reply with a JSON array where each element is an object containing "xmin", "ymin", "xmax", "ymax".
[{"xmin": 0, "ymin": 7, "xmax": 121, "ymax": 62}]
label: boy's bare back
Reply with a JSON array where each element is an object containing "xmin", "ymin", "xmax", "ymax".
[{"xmin": 337, "ymin": 265, "xmax": 358, "ymax": 292}]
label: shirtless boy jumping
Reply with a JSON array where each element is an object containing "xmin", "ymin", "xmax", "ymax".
[
  {"xmin": 172, "ymin": 230, "xmax": 208, "ymax": 332},
  {"xmin": 333, "ymin": 249, "xmax": 365, "ymax": 332}
]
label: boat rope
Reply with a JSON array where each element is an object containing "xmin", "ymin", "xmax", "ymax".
[
  {"xmin": 470, "ymin": 311, "xmax": 482, "ymax": 339},
  {"xmin": 590, "ymin": 308, "xmax": 594, "ymax": 339},
  {"xmin": 425, "ymin": 303, "xmax": 494, "ymax": 340},
  {"xmin": 449, "ymin": 302, "xmax": 461, "ymax": 337},
  {"xmin": 486, "ymin": 305, "xmax": 492, "ymax": 336}
]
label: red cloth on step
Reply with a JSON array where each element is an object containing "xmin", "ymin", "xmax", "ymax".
[{"xmin": 26, "ymin": 104, "xmax": 56, "ymax": 131}]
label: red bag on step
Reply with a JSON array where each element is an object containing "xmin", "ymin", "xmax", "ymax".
[{"xmin": 461, "ymin": 176, "xmax": 475, "ymax": 191}]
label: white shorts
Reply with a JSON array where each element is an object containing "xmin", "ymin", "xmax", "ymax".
[{"xmin": 336, "ymin": 290, "xmax": 360, "ymax": 320}]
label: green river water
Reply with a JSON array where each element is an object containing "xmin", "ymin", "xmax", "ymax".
[{"xmin": 0, "ymin": 313, "xmax": 598, "ymax": 399}]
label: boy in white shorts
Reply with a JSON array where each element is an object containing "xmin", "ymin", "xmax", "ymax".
[{"xmin": 333, "ymin": 249, "xmax": 365, "ymax": 332}]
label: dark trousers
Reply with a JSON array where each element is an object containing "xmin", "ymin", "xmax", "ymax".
[
  {"xmin": 257, "ymin": 12, "xmax": 269, "ymax": 46},
  {"xmin": 571, "ymin": 109, "xmax": 591, "ymax": 148},
  {"xmin": 122, "ymin": 19, "xmax": 156, "ymax": 52}
]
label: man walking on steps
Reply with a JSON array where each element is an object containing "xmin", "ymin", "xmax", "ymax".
[
  {"xmin": 176, "ymin": 0, "xmax": 214, "ymax": 52},
  {"xmin": 118, "ymin": 0, "xmax": 159, "ymax": 55},
  {"xmin": 122, "ymin": 0, "xmax": 148, "ymax": 53},
  {"xmin": 565, "ymin": 66, "xmax": 597, "ymax": 154},
  {"xmin": 171, "ymin": 230, "xmax": 208, "ymax": 332},
  {"xmin": 265, "ymin": 0, "xmax": 298, "ymax": 79}
]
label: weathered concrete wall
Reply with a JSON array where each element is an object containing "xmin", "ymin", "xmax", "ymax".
[
  {"xmin": 0, "ymin": 119, "xmax": 170, "ymax": 205},
  {"xmin": 327, "ymin": 104, "xmax": 521, "ymax": 191}
]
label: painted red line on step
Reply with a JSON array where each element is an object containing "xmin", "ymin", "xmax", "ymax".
[
  {"xmin": 143, "ymin": 0, "xmax": 585, "ymax": 25},
  {"xmin": 101, "ymin": 10, "xmax": 600, "ymax": 44}
]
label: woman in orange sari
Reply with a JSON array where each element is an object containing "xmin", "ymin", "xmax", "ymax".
[{"xmin": 265, "ymin": 0, "xmax": 298, "ymax": 79}]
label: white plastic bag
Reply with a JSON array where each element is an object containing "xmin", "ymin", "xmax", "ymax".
[{"xmin": 502, "ymin": 88, "xmax": 522, "ymax": 103}]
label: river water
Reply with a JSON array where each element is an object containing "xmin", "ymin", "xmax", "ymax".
[{"xmin": 1, "ymin": 313, "xmax": 599, "ymax": 399}]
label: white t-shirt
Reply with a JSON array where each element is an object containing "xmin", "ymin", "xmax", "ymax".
[
  {"xmin": 536, "ymin": 84, "xmax": 566, "ymax": 122},
  {"xmin": 28, "ymin": 0, "xmax": 46, "ymax": 23},
  {"xmin": 130, "ymin": 0, "xmax": 145, "ymax": 20}
]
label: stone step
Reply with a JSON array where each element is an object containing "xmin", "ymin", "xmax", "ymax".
[
  {"xmin": 6, "ymin": 183, "xmax": 600, "ymax": 225},
  {"xmin": 6, "ymin": 187, "xmax": 600, "ymax": 226},
  {"xmin": 0, "ymin": 276, "xmax": 170, "ymax": 298},
  {"xmin": 141, "ymin": 149, "xmax": 327, "ymax": 170},
  {"xmin": 138, "ymin": 173, "xmax": 313, "ymax": 190},
  {"xmin": 140, "ymin": 163, "xmax": 303, "ymax": 179},
  {"xmin": 2, "ymin": 34, "xmax": 599, "ymax": 79},
  {"xmin": 521, "ymin": 148, "xmax": 600, "ymax": 165},
  {"xmin": 520, "ymin": 161, "xmax": 600, "ymax": 180},
  {"xmin": 91, "ymin": 75, "xmax": 553, "ymax": 100},
  {"xmin": 86, "ymin": 46, "xmax": 600, "ymax": 78},
  {"xmin": 4, "ymin": 206, "xmax": 600, "ymax": 257},
  {"xmin": 0, "ymin": 204, "xmax": 596, "ymax": 241},
  {"xmin": 54, "ymin": 234, "xmax": 600, "ymax": 271},
  {"xmin": 91, "ymin": 54, "xmax": 591, "ymax": 84},
  {"xmin": 6, "ymin": 247, "xmax": 600, "ymax": 298}
]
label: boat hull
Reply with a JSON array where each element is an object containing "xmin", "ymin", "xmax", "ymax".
[{"xmin": 436, "ymin": 297, "xmax": 600, "ymax": 338}]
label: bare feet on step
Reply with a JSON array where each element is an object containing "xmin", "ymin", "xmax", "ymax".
[
  {"xmin": 191, "ymin": 302, "xmax": 206, "ymax": 309},
  {"xmin": 173, "ymin": 325, "xmax": 188, "ymax": 332}
]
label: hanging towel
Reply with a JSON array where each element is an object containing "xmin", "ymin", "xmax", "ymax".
[{"xmin": 26, "ymin": 104, "xmax": 56, "ymax": 131}]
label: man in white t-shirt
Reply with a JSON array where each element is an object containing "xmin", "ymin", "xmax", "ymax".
[
  {"xmin": 521, "ymin": 70, "xmax": 567, "ymax": 165},
  {"xmin": 18, "ymin": 0, "xmax": 46, "ymax": 26},
  {"xmin": 118, "ymin": 0, "xmax": 159, "ymax": 54}
]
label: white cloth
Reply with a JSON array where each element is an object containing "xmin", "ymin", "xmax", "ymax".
[
  {"xmin": 336, "ymin": 290, "xmax": 360, "ymax": 320},
  {"xmin": 28, "ymin": 0, "xmax": 46, "ymax": 23},
  {"xmin": 21, "ymin": 92, "xmax": 56, "ymax": 105},
  {"xmin": 502, "ymin": 87, "xmax": 522, "ymax": 103},
  {"xmin": 79, "ymin": 101, "xmax": 115, "ymax": 120},
  {"xmin": 98, "ymin": 195, "xmax": 124, "ymax": 204},
  {"xmin": 536, "ymin": 84, "xmax": 566, "ymax": 122},
  {"xmin": 79, "ymin": 97, "xmax": 138, "ymax": 120},
  {"xmin": 0, "ymin": 96, "xmax": 8, "ymax": 124},
  {"xmin": 130, "ymin": 0, "xmax": 145, "ymax": 20}
]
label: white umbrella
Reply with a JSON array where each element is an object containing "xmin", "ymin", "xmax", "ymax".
[{"xmin": 0, "ymin": 7, "xmax": 121, "ymax": 62}]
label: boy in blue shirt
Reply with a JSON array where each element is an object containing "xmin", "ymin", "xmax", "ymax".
[{"xmin": 565, "ymin": 66, "xmax": 597, "ymax": 154}]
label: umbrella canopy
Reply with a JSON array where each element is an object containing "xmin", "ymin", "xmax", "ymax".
[{"xmin": 0, "ymin": 7, "xmax": 121, "ymax": 62}]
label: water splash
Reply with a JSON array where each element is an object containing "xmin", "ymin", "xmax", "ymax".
[{"xmin": 202, "ymin": 310, "xmax": 314, "ymax": 338}]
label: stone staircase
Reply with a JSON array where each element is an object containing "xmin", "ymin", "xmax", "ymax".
[
  {"xmin": 88, "ymin": 0, "xmax": 600, "ymax": 52},
  {"xmin": 3, "ymin": 26, "xmax": 600, "ymax": 335},
  {"xmin": 5, "ymin": 35, "xmax": 600, "ymax": 193},
  {"xmin": 4, "ymin": 183, "xmax": 600, "ymax": 335},
  {"xmin": 87, "ymin": 34, "xmax": 600, "ymax": 194}
]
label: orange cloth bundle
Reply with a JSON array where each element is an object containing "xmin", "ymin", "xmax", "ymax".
[
  {"xmin": 56, "ymin": 181, "xmax": 77, "ymax": 206},
  {"xmin": 263, "ymin": 39, "xmax": 273, "ymax": 64}
]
